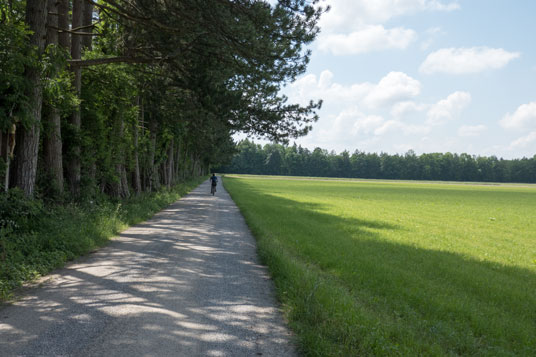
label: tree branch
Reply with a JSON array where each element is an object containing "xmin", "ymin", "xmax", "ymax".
[
  {"xmin": 68, "ymin": 56, "xmax": 159, "ymax": 67},
  {"xmin": 47, "ymin": 25, "xmax": 100, "ymax": 36}
]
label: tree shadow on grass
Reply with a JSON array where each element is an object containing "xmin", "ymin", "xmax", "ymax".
[{"xmin": 229, "ymin": 181, "xmax": 536, "ymax": 355}]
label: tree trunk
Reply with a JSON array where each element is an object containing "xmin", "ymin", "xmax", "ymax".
[
  {"xmin": 12, "ymin": 0, "xmax": 47, "ymax": 197},
  {"xmin": 148, "ymin": 118, "xmax": 158, "ymax": 192},
  {"xmin": 1, "ymin": 131, "xmax": 4, "ymax": 191},
  {"xmin": 82, "ymin": 1, "xmax": 94, "ymax": 50},
  {"xmin": 132, "ymin": 123, "xmax": 142, "ymax": 194},
  {"xmin": 161, "ymin": 161, "xmax": 168, "ymax": 188},
  {"xmin": 182, "ymin": 148, "xmax": 189, "ymax": 180},
  {"xmin": 190, "ymin": 154, "xmax": 197, "ymax": 178},
  {"xmin": 167, "ymin": 139, "xmax": 174, "ymax": 188},
  {"xmin": 112, "ymin": 112, "xmax": 130, "ymax": 199},
  {"xmin": 174, "ymin": 140, "xmax": 181, "ymax": 183},
  {"xmin": 57, "ymin": 0, "xmax": 69, "ymax": 49},
  {"xmin": 66, "ymin": 0, "xmax": 83, "ymax": 197},
  {"xmin": 2, "ymin": 129, "xmax": 15, "ymax": 193},
  {"xmin": 42, "ymin": 0, "xmax": 64, "ymax": 196},
  {"xmin": 132, "ymin": 97, "xmax": 142, "ymax": 194},
  {"xmin": 121, "ymin": 165, "xmax": 130, "ymax": 198}
]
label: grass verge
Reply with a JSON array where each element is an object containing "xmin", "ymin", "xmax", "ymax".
[
  {"xmin": 223, "ymin": 175, "xmax": 536, "ymax": 356},
  {"xmin": 0, "ymin": 177, "xmax": 205, "ymax": 301}
]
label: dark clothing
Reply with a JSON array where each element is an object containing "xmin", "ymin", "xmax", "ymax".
[{"xmin": 210, "ymin": 176, "xmax": 218, "ymax": 186}]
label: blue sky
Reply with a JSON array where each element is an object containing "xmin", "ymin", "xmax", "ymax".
[{"xmin": 279, "ymin": 0, "xmax": 536, "ymax": 159}]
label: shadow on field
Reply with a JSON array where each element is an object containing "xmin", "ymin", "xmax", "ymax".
[{"xmin": 234, "ymin": 181, "xmax": 536, "ymax": 354}]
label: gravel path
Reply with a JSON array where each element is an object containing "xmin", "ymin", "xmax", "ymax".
[{"xmin": 0, "ymin": 178, "xmax": 296, "ymax": 356}]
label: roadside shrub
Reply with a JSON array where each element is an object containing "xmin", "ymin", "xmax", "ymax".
[{"xmin": 0, "ymin": 188, "xmax": 44, "ymax": 233}]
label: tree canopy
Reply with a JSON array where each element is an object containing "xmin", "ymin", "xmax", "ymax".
[{"xmin": 0, "ymin": 0, "xmax": 326, "ymax": 199}]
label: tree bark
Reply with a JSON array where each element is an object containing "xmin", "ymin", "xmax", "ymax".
[
  {"xmin": 182, "ymin": 148, "xmax": 189, "ymax": 180},
  {"xmin": 132, "ymin": 97, "xmax": 142, "ymax": 195},
  {"xmin": 66, "ymin": 0, "xmax": 83, "ymax": 197},
  {"xmin": 42, "ymin": 0, "xmax": 64, "ymax": 196},
  {"xmin": 121, "ymin": 165, "xmax": 130, "ymax": 198},
  {"xmin": 11, "ymin": 0, "xmax": 47, "ymax": 197},
  {"xmin": 167, "ymin": 138, "xmax": 174, "ymax": 188},
  {"xmin": 57, "ymin": 0, "xmax": 70, "ymax": 49},
  {"xmin": 82, "ymin": 1, "xmax": 94, "ymax": 50},
  {"xmin": 190, "ymin": 154, "xmax": 197, "ymax": 178},
  {"xmin": 148, "ymin": 118, "xmax": 158, "ymax": 192},
  {"xmin": 174, "ymin": 139, "xmax": 181, "ymax": 183},
  {"xmin": 114, "ymin": 112, "xmax": 130, "ymax": 199},
  {"xmin": 162, "ymin": 161, "xmax": 168, "ymax": 188}
]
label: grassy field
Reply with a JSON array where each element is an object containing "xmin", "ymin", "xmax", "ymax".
[{"xmin": 223, "ymin": 175, "xmax": 536, "ymax": 356}]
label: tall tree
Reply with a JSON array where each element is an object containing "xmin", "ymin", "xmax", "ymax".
[
  {"xmin": 42, "ymin": 0, "xmax": 65, "ymax": 196},
  {"xmin": 65, "ymin": 0, "xmax": 84, "ymax": 197},
  {"xmin": 11, "ymin": 0, "xmax": 48, "ymax": 196}
]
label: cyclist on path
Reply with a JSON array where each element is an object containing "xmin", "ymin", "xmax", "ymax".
[{"xmin": 210, "ymin": 174, "xmax": 218, "ymax": 195}]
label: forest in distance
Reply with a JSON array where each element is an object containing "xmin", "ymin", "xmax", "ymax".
[{"xmin": 217, "ymin": 139, "xmax": 536, "ymax": 183}]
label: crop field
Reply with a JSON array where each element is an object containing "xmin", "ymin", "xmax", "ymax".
[{"xmin": 223, "ymin": 175, "xmax": 536, "ymax": 356}]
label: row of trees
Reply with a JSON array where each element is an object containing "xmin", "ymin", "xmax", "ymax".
[
  {"xmin": 0, "ymin": 0, "xmax": 325, "ymax": 200},
  {"xmin": 218, "ymin": 140, "xmax": 536, "ymax": 183}
]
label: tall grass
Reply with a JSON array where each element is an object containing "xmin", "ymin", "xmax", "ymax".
[
  {"xmin": 224, "ymin": 176, "xmax": 536, "ymax": 356},
  {"xmin": 0, "ymin": 177, "xmax": 205, "ymax": 300}
]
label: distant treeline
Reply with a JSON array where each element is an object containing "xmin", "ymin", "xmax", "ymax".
[{"xmin": 217, "ymin": 140, "xmax": 536, "ymax": 183}]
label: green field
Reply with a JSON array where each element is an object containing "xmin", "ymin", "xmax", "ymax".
[{"xmin": 223, "ymin": 175, "xmax": 536, "ymax": 356}]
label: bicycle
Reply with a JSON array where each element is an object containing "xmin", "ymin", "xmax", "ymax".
[{"xmin": 209, "ymin": 174, "xmax": 218, "ymax": 195}]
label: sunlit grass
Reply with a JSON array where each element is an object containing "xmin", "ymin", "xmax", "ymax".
[{"xmin": 223, "ymin": 175, "xmax": 536, "ymax": 356}]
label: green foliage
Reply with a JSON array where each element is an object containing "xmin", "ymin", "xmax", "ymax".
[
  {"xmin": 0, "ymin": 21, "xmax": 33, "ymax": 130},
  {"xmin": 218, "ymin": 140, "xmax": 536, "ymax": 183},
  {"xmin": 0, "ymin": 189, "xmax": 44, "ymax": 233},
  {"xmin": 0, "ymin": 177, "xmax": 204, "ymax": 301},
  {"xmin": 78, "ymin": 59, "xmax": 139, "ymax": 196},
  {"xmin": 224, "ymin": 176, "xmax": 536, "ymax": 356},
  {"xmin": 42, "ymin": 44, "xmax": 80, "ymax": 114},
  {"xmin": 2, "ymin": 1, "xmax": 325, "ymax": 199},
  {"xmin": 90, "ymin": 0, "xmax": 325, "ymax": 142}
]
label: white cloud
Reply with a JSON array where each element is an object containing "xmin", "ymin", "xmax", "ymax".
[
  {"xmin": 288, "ymin": 71, "xmax": 368, "ymax": 106},
  {"xmin": 391, "ymin": 101, "xmax": 427, "ymax": 117},
  {"xmin": 352, "ymin": 114, "xmax": 385, "ymax": 135},
  {"xmin": 420, "ymin": 27, "xmax": 443, "ymax": 50},
  {"xmin": 420, "ymin": 47, "xmax": 520, "ymax": 74},
  {"xmin": 310, "ymin": 107, "xmax": 385, "ymax": 146},
  {"xmin": 374, "ymin": 120, "xmax": 431, "ymax": 136},
  {"xmin": 318, "ymin": 70, "xmax": 334, "ymax": 89},
  {"xmin": 318, "ymin": 25, "xmax": 416, "ymax": 55},
  {"xmin": 320, "ymin": 0, "xmax": 459, "ymax": 31},
  {"xmin": 458, "ymin": 125, "xmax": 487, "ymax": 137},
  {"xmin": 500, "ymin": 102, "xmax": 536, "ymax": 130},
  {"xmin": 510, "ymin": 131, "xmax": 536, "ymax": 148},
  {"xmin": 374, "ymin": 120, "xmax": 402, "ymax": 135},
  {"xmin": 316, "ymin": 107, "xmax": 381, "ymax": 138},
  {"xmin": 427, "ymin": 91, "xmax": 471, "ymax": 125},
  {"xmin": 288, "ymin": 70, "xmax": 420, "ymax": 111},
  {"xmin": 364, "ymin": 72, "xmax": 421, "ymax": 108},
  {"xmin": 305, "ymin": 102, "xmax": 432, "ymax": 151},
  {"xmin": 317, "ymin": 1, "xmax": 458, "ymax": 56}
]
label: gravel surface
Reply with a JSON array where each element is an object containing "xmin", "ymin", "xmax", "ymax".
[{"xmin": 0, "ymin": 178, "xmax": 297, "ymax": 356}]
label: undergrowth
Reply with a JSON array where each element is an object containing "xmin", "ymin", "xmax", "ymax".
[{"xmin": 0, "ymin": 177, "xmax": 204, "ymax": 301}]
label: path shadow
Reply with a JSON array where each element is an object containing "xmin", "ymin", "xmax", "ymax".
[{"xmin": 0, "ymin": 182, "xmax": 295, "ymax": 356}]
